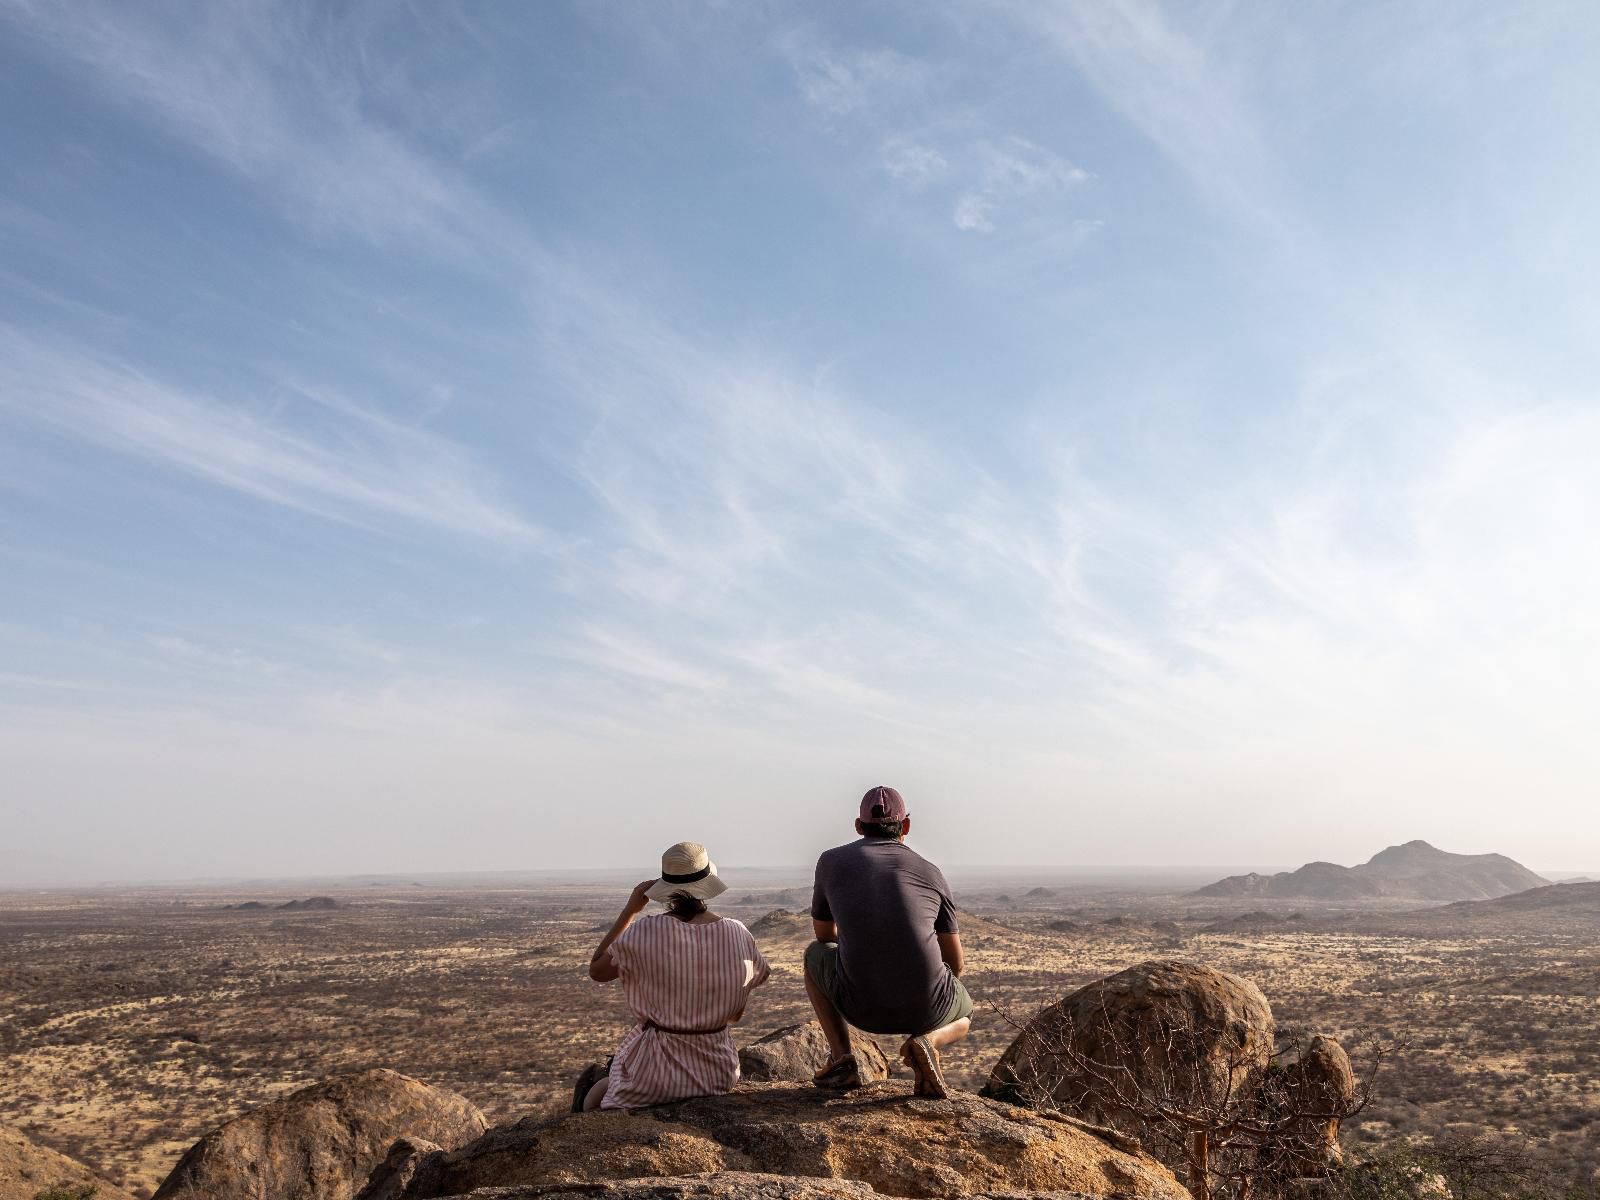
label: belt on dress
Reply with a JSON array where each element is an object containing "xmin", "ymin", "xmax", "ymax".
[{"xmin": 641, "ymin": 1019, "xmax": 729, "ymax": 1035}]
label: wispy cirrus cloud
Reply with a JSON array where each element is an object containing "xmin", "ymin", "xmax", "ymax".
[
  {"xmin": 572, "ymin": 626, "xmax": 728, "ymax": 695},
  {"xmin": 781, "ymin": 27, "xmax": 1096, "ymax": 243},
  {"xmin": 950, "ymin": 137, "xmax": 1091, "ymax": 233},
  {"xmin": 0, "ymin": 0, "xmax": 531, "ymax": 260},
  {"xmin": 0, "ymin": 325, "xmax": 544, "ymax": 549},
  {"xmin": 1012, "ymin": 0, "xmax": 1278, "ymax": 230},
  {"xmin": 878, "ymin": 137, "xmax": 948, "ymax": 187},
  {"xmin": 778, "ymin": 33, "xmax": 928, "ymax": 118}
]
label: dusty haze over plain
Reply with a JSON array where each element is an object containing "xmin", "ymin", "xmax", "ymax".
[{"xmin": 3, "ymin": 3, "xmax": 1599, "ymax": 884}]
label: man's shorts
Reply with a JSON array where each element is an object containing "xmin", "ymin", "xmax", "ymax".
[{"xmin": 804, "ymin": 940, "xmax": 975, "ymax": 1035}]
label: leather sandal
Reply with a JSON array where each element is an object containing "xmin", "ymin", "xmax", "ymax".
[
  {"xmin": 813, "ymin": 1053, "xmax": 863, "ymax": 1090},
  {"xmin": 904, "ymin": 1036, "xmax": 948, "ymax": 1099}
]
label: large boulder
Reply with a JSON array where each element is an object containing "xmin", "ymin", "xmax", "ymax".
[
  {"xmin": 1264, "ymin": 1035, "xmax": 1357, "ymax": 1177},
  {"xmin": 739, "ymin": 1022, "xmax": 893, "ymax": 1084},
  {"xmin": 1, "ymin": 1122, "xmax": 135, "ymax": 1200},
  {"xmin": 374, "ymin": 1082, "xmax": 1189, "ymax": 1200},
  {"xmin": 154, "ymin": 1068, "xmax": 488, "ymax": 1200},
  {"xmin": 984, "ymin": 960, "xmax": 1274, "ymax": 1165}
]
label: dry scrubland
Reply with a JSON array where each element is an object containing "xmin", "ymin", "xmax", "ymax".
[{"xmin": 2, "ymin": 879, "xmax": 1598, "ymax": 1197}]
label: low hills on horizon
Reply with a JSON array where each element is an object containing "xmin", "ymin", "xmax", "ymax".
[{"xmin": 1195, "ymin": 839, "xmax": 1549, "ymax": 902}]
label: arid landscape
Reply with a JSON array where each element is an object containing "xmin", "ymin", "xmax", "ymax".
[{"xmin": 3, "ymin": 853, "xmax": 1598, "ymax": 1198}]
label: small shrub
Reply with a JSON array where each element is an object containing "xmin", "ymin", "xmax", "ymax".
[{"xmin": 34, "ymin": 1185, "xmax": 97, "ymax": 1200}]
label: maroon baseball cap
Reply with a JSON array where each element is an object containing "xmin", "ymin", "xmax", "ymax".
[{"xmin": 859, "ymin": 785, "xmax": 907, "ymax": 823}]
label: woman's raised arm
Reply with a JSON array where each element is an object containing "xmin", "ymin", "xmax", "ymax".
[{"xmin": 588, "ymin": 879, "xmax": 654, "ymax": 982}]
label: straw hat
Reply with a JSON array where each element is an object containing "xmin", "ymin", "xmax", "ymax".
[{"xmin": 644, "ymin": 841, "xmax": 728, "ymax": 902}]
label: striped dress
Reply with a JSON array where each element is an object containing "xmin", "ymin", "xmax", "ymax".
[{"xmin": 601, "ymin": 914, "xmax": 770, "ymax": 1109}]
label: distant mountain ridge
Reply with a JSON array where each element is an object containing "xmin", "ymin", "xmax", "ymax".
[
  {"xmin": 1195, "ymin": 839, "xmax": 1547, "ymax": 902},
  {"xmin": 1345, "ymin": 880, "xmax": 1600, "ymax": 937},
  {"xmin": 1429, "ymin": 879, "xmax": 1600, "ymax": 917}
]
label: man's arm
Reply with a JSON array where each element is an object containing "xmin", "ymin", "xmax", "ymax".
[
  {"xmin": 811, "ymin": 856, "xmax": 835, "ymax": 944},
  {"xmin": 937, "ymin": 931, "xmax": 964, "ymax": 977}
]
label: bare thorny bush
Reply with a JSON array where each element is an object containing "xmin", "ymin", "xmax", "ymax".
[
  {"xmin": 988, "ymin": 997, "xmax": 1402, "ymax": 1200},
  {"xmin": 1389, "ymin": 1130, "xmax": 1582, "ymax": 1200}
]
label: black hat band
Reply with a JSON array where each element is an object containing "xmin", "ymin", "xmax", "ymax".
[{"xmin": 661, "ymin": 864, "xmax": 711, "ymax": 884}]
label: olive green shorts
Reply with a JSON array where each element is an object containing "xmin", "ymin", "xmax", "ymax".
[{"xmin": 804, "ymin": 939, "xmax": 974, "ymax": 1035}]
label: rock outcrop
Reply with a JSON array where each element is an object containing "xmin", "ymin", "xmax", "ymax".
[
  {"xmin": 1, "ymin": 1122, "xmax": 135, "ymax": 1200},
  {"xmin": 1271, "ymin": 1036, "xmax": 1356, "ymax": 1175},
  {"xmin": 402, "ymin": 1173, "xmax": 1184, "ymax": 1199},
  {"xmin": 748, "ymin": 910, "xmax": 814, "ymax": 939},
  {"xmin": 738, "ymin": 1021, "xmax": 893, "ymax": 1084},
  {"xmin": 985, "ymin": 961, "xmax": 1361, "ymax": 1187},
  {"xmin": 369, "ymin": 1082, "xmax": 1190, "ymax": 1200},
  {"xmin": 155, "ymin": 1068, "xmax": 488, "ymax": 1200},
  {"xmin": 358, "ymin": 1137, "xmax": 448, "ymax": 1200},
  {"xmin": 985, "ymin": 960, "xmax": 1275, "ymax": 1127},
  {"xmin": 439, "ymin": 1173, "xmax": 882, "ymax": 1198}
]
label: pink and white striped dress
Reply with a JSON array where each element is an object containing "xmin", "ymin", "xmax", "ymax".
[{"xmin": 601, "ymin": 914, "xmax": 770, "ymax": 1110}]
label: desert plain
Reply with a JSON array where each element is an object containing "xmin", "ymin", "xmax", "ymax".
[{"xmin": 2, "ymin": 868, "xmax": 1598, "ymax": 1197}]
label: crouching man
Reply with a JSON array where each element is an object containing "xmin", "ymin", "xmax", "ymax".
[{"xmin": 805, "ymin": 785, "xmax": 973, "ymax": 1097}]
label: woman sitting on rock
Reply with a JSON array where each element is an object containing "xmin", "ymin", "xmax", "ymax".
[{"xmin": 574, "ymin": 841, "xmax": 770, "ymax": 1111}]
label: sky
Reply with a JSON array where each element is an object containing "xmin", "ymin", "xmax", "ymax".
[{"xmin": 2, "ymin": 1, "xmax": 1599, "ymax": 886}]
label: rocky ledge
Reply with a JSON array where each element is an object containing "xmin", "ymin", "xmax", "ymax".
[
  {"xmin": 359, "ymin": 1081, "xmax": 1187, "ymax": 1200},
  {"xmin": 408, "ymin": 1174, "xmax": 1173, "ymax": 1199}
]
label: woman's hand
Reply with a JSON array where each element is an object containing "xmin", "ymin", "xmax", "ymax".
[{"xmin": 623, "ymin": 879, "xmax": 656, "ymax": 917}]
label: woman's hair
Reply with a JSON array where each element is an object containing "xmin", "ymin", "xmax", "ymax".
[{"xmin": 665, "ymin": 892, "xmax": 708, "ymax": 922}]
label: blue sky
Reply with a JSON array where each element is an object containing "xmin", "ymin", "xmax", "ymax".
[{"xmin": 3, "ymin": 2, "xmax": 1599, "ymax": 884}]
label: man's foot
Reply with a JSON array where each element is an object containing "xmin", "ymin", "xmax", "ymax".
[
  {"xmin": 813, "ymin": 1053, "xmax": 863, "ymax": 1090},
  {"xmin": 571, "ymin": 1061, "xmax": 608, "ymax": 1113},
  {"xmin": 902, "ymin": 1035, "xmax": 949, "ymax": 1099}
]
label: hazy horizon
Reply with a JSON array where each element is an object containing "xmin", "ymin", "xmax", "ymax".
[
  {"xmin": 5, "ymin": 3, "xmax": 1600, "ymax": 884},
  {"xmin": 7, "ymin": 845, "xmax": 1598, "ymax": 893}
]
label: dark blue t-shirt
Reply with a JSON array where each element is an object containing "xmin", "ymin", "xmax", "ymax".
[{"xmin": 810, "ymin": 837, "xmax": 960, "ymax": 1035}]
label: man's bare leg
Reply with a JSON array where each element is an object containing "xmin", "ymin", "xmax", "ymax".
[
  {"xmin": 804, "ymin": 961, "xmax": 853, "ymax": 1069},
  {"xmin": 921, "ymin": 1016, "xmax": 970, "ymax": 1052}
]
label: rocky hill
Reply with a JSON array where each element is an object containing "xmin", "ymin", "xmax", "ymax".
[
  {"xmin": 1430, "ymin": 878, "xmax": 1600, "ymax": 916},
  {"xmin": 747, "ymin": 910, "xmax": 812, "ymax": 939},
  {"xmin": 1352, "ymin": 879, "xmax": 1600, "ymax": 936},
  {"xmin": 1195, "ymin": 839, "xmax": 1546, "ymax": 902},
  {"xmin": 279, "ymin": 896, "xmax": 342, "ymax": 911},
  {"xmin": 1, "ymin": 1122, "xmax": 134, "ymax": 1200}
]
